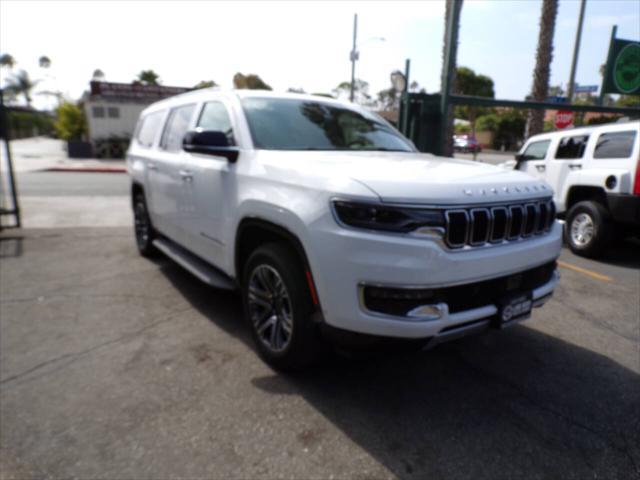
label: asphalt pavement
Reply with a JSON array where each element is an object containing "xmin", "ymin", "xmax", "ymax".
[{"xmin": 1, "ymin": 155, "xmax": 639, "ymax": 480}]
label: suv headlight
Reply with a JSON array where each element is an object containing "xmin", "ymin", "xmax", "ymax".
[{"xmin": 332, "ymin": 200, "xmax": 445, "ymax": 233}]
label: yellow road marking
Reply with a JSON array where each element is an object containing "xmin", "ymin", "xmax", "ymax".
[{"xmin": 558, "ymin": 260, "xmax": 613, "ymax": 283}]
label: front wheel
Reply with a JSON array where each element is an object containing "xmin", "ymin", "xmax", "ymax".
[
  {"xmin": 565, "ymin": 201, "xmax": 612, "ymax": 258},
  {"xmin": 242, "ymin": 243, "xmax": 320, "ymax": 371}
]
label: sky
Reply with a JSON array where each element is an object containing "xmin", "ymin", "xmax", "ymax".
[{"xmin": 1, "ymin": 0, "xmax": 639, "ymax": 110}]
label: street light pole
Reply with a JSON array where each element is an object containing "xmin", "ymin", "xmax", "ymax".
[
  {"xmin": 567, "ymin": 0, "xmax": 587, "ymax": 102},
  {"xmin": 350, "ymin": 13, "xmax": 358, "ymax": 102}
]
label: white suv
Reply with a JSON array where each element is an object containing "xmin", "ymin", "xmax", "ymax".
[
  {"xmin": 128, "ymin": 90, "xmax": 562, "ymax": 370},
  {"xmin": 516, "ymin": 121, "xmax": 640, "ymax": 258}
]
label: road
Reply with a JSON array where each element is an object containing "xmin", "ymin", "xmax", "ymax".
[
  {"xmin": 15, "ymin": 171, "xmax": 129, "ymax": 197},
  {"xmin": 1, "ymin": 168, "xmax": 639, "ymax": 480}
]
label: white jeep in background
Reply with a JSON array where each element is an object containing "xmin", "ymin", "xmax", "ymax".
[
  {"xmin": 516, "ymin": 121, "xmax": 640, "ymax": 258},
  {"xmin": 128, "ymin": 89, "xmax": 562, "ymax": 370}
]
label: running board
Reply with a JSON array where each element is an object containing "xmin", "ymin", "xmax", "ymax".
[{"xmin": 152, "ymin": 238, "xmax": 236, "ymax": 290}]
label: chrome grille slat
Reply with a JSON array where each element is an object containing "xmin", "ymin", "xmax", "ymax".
[{"xmin": 444, "ymin": 200, "xmax": 554, "ymax": 249}]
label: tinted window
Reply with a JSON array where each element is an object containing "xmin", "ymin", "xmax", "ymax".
[
  {"xmin": 197, "ymin": 101, "xmax": 235, "ymax": 145},
  {"xmin": 160, "ymin": 104, "xmax": 196, "ymax": 152},
  {"xmin": 241, "ymin": 97, "xmax": 414, "ymax": 151},
  {"xmin": 521, "ymin": 140, "xmax": 550, "ymax": 160},
  {"xmin": 555, "ymin": 135, "xmax": 589, "ymax": 159},
  {"xmin": 593, "ymin": 131, "xmax": 636, "ymax": 159},
  {"xmin": 136, "ymin": 111, "xmax": 165, "ymax": 148}
]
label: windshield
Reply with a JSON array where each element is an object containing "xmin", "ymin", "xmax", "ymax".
[{"xmin": 241, "ymin": 97, "xmax": 415, "ymax": 152}]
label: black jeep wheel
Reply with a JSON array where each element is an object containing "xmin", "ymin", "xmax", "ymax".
[{"xmin": 242, "ymin": 243, "xmax": 320, "ymax": 371}]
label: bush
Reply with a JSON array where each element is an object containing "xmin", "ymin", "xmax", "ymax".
[
  {"xmin": 94, "ymin": 135, "xmax": 131, "ymax": 159},
  {"xmin": 54, "ymin": 102, "xmax": 87, "ymax": 141},
  {"xmin": 454, "ymin": 123, "xmax": 471, "ymax": 135},
  {"xmin": 6, "ymin": 110, "xmax": 54, "ymax": 139}
]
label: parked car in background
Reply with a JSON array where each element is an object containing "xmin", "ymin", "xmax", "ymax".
[
  {"xmin": 515, "ymin": 121, "xmax": 640, "ymax": 258},
  {"xmin": 128, "ymin": 89, "xmax": 561, "ymax": 370},
  {"xmin": 454, "ymin": 134, "xmax": 482, "ymax": 153}
]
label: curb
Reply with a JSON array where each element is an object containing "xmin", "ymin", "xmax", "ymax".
[{"xmin": 44, "ymin": 166, "xmax": 127, "ymax": 174}]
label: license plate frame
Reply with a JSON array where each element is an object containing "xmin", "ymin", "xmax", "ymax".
[{"xmin": 497, "ymin": 292, "xmax": 533, "ymax": 327}]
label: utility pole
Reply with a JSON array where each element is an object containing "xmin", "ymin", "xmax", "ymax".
[
  {"xmin": 350, "ymin": 14, "xmax": 358, "ymax": 102},
  {"xmin": 567, "ymin": 0, "xmax": 587, "ymax": 102},
  {"xmin": 440, "ymin": 0, "xmax": 464, "ymax": 156}
]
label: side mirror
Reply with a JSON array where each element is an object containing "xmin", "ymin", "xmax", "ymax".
[
  {"xmin": 183, "ymin": 130, "xmax": 239, "ymax": 162},
  {"xmin": 514, "ymin": 153, "xmax": 524, "ymax": 162}
]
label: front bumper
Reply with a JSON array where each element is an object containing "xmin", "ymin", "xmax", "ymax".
[
  {"xmin": 607, "ymin": 193, "xmax": 640, "ymax": 225},
  {"xmin": 307, "ymin": 215, "xmax": 562, "ymax": 339}
]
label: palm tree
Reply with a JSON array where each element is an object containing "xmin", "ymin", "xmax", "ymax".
[
  {"xmin": 39, "ymin": 56, "xmax": 51, "ymax": 68},
  {"xmin": 0, "ymin": 53, "xmax": 16, "ymax": 69},
  {"xmin": 135, "ymin": 70, "xmax": 160, "ymax": 86},
  {"xmin": 4, "ymin": 70, "xmax": 39, "ymax": 107},
  {"xmin": 527, "ymin": 0, "xmax": 558, "ymax": 136}
]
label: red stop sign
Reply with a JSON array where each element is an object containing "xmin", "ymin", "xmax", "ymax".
[{"xmin": 555, "ymin": 110, "xmax": 574, "ymax": 129}]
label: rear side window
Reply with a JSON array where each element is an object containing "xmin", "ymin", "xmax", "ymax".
[
  {"xmin": 197, "ymin": 101, "xmax": 235, "ymax": 145},
  {"xmin": 521, "ymin": 140, "xmax": 550, "ymax": 160},
  {"xmin": 593, "ymin": 131, "xmax": 637, "ymax": 159},
  {"xmin": 555, "ymin": 135, "xmax": 589, "ymax": 159},
  {"xmin": 136, "ymin": 111, "xmax": 165, "ymax": 148},
  {"xmin": 160, "ymin": 104, "xmax": 196, "ymax": 152}
]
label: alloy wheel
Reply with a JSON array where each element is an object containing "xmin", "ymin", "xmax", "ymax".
[
  {"xmin": 571, "ymin": 212, "xmax": 594, "ymax": 247},
  {"xmin": 248, "ymin": 264, "xmax": 293, "ymax": 353}
]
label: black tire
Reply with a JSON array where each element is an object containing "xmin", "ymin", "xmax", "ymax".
[
  {"xmin": 242, "ymin": 243, "xmax": 320, "ymax": 371},
  {"xmin": 565, "ymin": 200, "xmax": 612, "ymax": 258},
  {"xmin": 133, "ymin": 192, "xmax": 157, "ymax": 257}
]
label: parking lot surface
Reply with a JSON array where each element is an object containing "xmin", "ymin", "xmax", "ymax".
[{"xmin": 1, "ymin": 223, "xmax": 638, "ymax": 480}]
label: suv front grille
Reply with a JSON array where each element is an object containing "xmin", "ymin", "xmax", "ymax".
[{"xmin": 445, "ymin": 199, "xmax": 555, "ymax": 249}]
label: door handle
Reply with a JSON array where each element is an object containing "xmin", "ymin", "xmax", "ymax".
[
  {"xmin": 148, "ymin": 162, "xmax": 158, "ymax": 171},
  {"xmin": 179, "ymin": 169, "xmax": 193, "ymax": 182},
  {"xmin": 535, "ymin": 165, "xmax": 546, "ymax": 172},
  {"xmin": 568, "ymin": 164, "xmax": 582, "ymax": 170}
]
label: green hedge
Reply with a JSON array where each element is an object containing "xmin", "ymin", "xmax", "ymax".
[{"xmin": 6, "ymin": 110, "xmax": 55, "ymax": 139}]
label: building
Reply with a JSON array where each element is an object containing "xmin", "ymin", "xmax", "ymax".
[{"xmin": 82, "ymin": 81, "xmax": 190, "ymax": 157}]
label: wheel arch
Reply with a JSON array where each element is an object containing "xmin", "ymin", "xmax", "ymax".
[
  {"xmin": 565, "ymin": 186, "xmax": 609, "ymax": 215},
  {"xmin": 131, "ymin": 182, "xmax": 145, "ymax": 207},
  {"xmin": 234, "ymin": 218, "xmax": 319, "ymax": 306}
]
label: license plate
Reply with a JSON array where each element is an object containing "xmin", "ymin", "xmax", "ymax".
[{"xmin": 498, "ymin": 292, "xmax": 533, "ymax": 326}]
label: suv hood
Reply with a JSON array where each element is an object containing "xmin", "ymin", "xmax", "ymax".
[{"xmin": 258, "ymin": 151, "xmax": 552, "ymax": 205}]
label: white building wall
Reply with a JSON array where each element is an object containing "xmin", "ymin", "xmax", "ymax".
[{"xmin": 84, "ymin": 101, "xmax": 147, "ymax": 141}]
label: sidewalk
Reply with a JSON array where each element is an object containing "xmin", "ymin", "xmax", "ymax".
[{"xmin": 1, "ymin": 137, "xmax": 127, "ymax": 173}]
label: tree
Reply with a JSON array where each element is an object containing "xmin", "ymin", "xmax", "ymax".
[
  {"xmin": 92, "ymin": 69, "xmax": 105, "ymax": 80},
  {"xmin": 54, "ymin": 102, "xmax": 87, "ymax": 141},
  {"xmin": 333, "ymin": 79, "xmax": 371, "ymax": 105},
  {"xmin": 4, "ymin": 70, "xmax": 39, "ymax": 106},
  {"xmin": 376, "ymin": 87, "xmax": 399, "ymax": 111},
  {"xmin": 134, "ymin": 70, "xmax": 161, "ymax": 86},
  {"xmin": 193, "ymin": 80, "xmax": 218, "ymax": 90},
  {"xmin": 453, "ymin": 66, "xmax": 495, "ymax": 135},
  {"xmin": 547, "ymin": 85, "xmax": 564, "ymax": 97},
  {"xmin": 233, "ymin": 73, "xmax": 272, "ymax": 90},
  {"xmin": 477, "ymin": 110, "xmax": 526, "ymax": 150},
  {"xmin": 527, "ymin": 0, "xmax": 558, "ymax": 136},
  {"xmin": 39, "ymin": 56, "xmax": 51, "ymax": 68},
  {"xmin": 1, "ymin": 53, "xmax": 16, "ymax": 69},
  {"xmin": 616, "ymin": 95, "xmax": 640, "ymax": 108}
]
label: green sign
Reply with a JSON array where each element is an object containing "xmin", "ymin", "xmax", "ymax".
[{"xmin": 602, "ymin": 38, "xmax": 640, "ymax": 96}]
